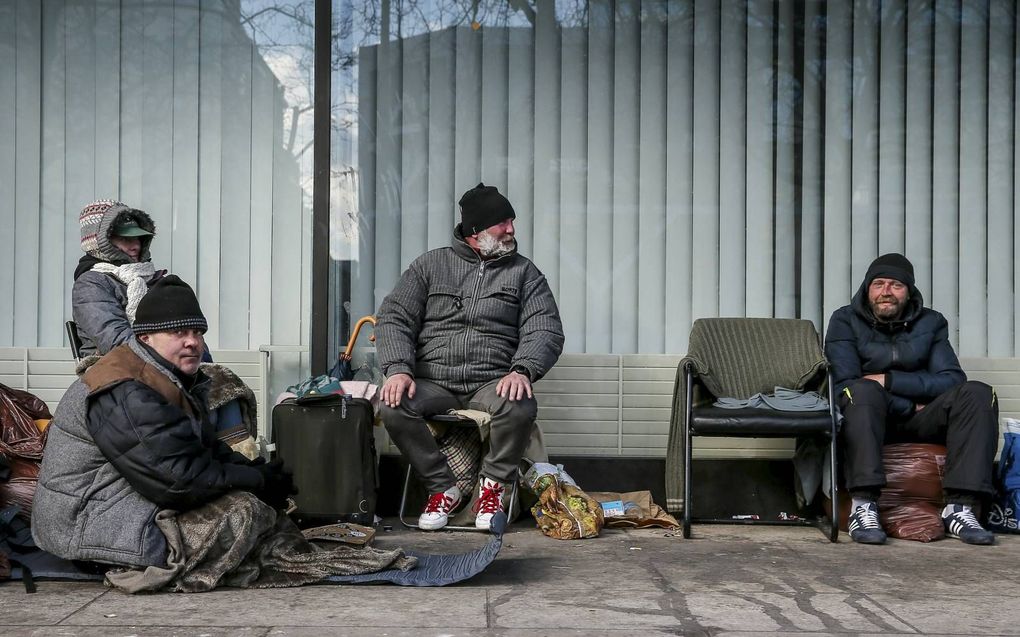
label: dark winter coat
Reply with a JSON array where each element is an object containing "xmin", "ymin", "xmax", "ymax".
[
  {"xmin": 824, "ymin": 275, "xmax": 966, "ymax": 419},
  {"xmin": 32, "ymin": 339, "xmax": 263, "ymax": 567},
  {"xmin": 377, "ymin": 227, "xmax": 564, "ymax": 394}
]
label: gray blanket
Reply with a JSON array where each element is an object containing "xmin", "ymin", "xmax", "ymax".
[
  {"xmin": 105, "ymin": 492, "xmax": 416, "ymax": 593},
  {"xmin": 714, "ymin": 387, "xmax": 829, "ymax": 411}
]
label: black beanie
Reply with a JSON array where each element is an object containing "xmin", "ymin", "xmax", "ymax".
[
  {"xmin": 458, "ymin": 182, "xmax": 516, "ymax": 235},
  {"xmin": 864, "ymin": 253, "xmax": 915, "ymax": 289},
  {"xmin": 132, "ymin": 275, "xmax": 208, "ymax": 335}
]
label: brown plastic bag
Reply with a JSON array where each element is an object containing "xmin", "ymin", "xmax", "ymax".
[
  {"xmin": 588, "ymin": 491, "xmax": 680, "ymax": 529},
  {"xmin": 879, "ymin": 443, "xmax": 946, "ymax": 542},
  {"xmin": 0, "ymin": 383, "xmax": 51, "ymax": 520},
  {"xmin": 532, "ymin": 482, "xmax": 605, "ymax": 540},
  {"xmin": 828, "ymin": 443, "xmax": 947, "ymax": 542}
]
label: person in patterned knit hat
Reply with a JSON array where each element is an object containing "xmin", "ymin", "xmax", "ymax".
[
  {"xmin": 70, "ymin": 200, "xmax": 246, "ymax": 439},
  {"xmin": 72, "ymin": 199, "xmax": 163, "ymax": 357}
]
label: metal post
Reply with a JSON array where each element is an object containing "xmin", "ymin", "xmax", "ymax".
[{"xmin": 310, "ymin": 0, "xmax": 332, "ymax": 375}]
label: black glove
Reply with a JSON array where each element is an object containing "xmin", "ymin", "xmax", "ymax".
[
  {"xmin": 254, "ymin": 459, "xmax": 297, "ymax": 510},
  {"xmin": 252, "ymin": 457, "xmax": 285, "ymax": 479}
]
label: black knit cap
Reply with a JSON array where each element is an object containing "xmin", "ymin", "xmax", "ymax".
[
  {"xmin": 132, "ymin": 275, "xmax": 208, "ymax": 335},
  {"xmin": 458, "ymin": 182, "xmax": 516, "ymax": 235},
  {"xmin": 864, "ymin": 253, "xmax": 915, "ymax": 289}
]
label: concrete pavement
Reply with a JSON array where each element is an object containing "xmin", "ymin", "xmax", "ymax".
[{"xmin": 2, "ymin": 519, "xmax": 1019, "ymax": 636}]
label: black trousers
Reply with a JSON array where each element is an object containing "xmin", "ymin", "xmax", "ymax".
[{"xmin": 838, "ymin": 380, "xmax": 998, "ymax": 498}]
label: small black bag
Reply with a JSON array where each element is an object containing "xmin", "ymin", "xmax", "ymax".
[{"xmin": 272, "ymin": 395, "xmax": 377, "ymax": 526}]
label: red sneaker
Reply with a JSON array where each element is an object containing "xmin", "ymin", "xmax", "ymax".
[{"xmin": 418, "ymin": 486, "xmax": 461, "ymax": 531}]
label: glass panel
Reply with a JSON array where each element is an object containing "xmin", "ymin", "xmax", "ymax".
[
  {"xmin": 1, "ymin": 0, "xmax": 315, "ymax": 421},
  {"xmin": 329, "ymin": 0, "xmax": 1018, "ymax": 367}
]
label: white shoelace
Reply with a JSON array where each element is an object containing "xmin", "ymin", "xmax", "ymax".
[
  {"xmin": 851, "ymin": 505, "xmax": 881, "ymax": 530},
  {"xmin": 947, "ymin": 507, "xmax": 981, "ymax": 531}
]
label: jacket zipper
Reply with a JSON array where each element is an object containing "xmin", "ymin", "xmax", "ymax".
[{"xmin": 462, "ymin": 260, "xmax": 486, "ymax": 387}]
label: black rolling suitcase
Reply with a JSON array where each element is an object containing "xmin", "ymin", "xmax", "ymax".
[{"xmin": 272, "ymin": 394, "xmax": 377, "ymax": 526}]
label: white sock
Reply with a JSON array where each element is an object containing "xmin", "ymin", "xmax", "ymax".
[
  {"xmin": 942, "ymin": 503, "xmax": 966, "ymax": 518},
  {"xmin": 851, "ymin": 497, "xmax": 876, "ymax": 512}
]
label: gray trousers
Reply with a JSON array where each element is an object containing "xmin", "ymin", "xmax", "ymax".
[{"xmin": 380, "ymin": 378, "xmax": 537, "ymax": 494}]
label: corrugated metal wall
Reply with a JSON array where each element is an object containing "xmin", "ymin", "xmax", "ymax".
[
  {"xmin": 0, "ymin": 0, "xmax": 311, "ymax": 354},
  {"xmin": 351, "ymin": 0, "xmax": 1019, "ymax": 358}
]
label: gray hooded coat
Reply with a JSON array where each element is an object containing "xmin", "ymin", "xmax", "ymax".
[{"xmin": 71, "ymin": 204, "xmax": 161, "ymax": 357}]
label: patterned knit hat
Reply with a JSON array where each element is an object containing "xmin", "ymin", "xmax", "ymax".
[
  {"xmin": 79, "ymin": 199, "xmax": 157, "ymax": 264},
  {"xmin": 132, "ymin": 275, "xmax": 208, "ymax": 336}
]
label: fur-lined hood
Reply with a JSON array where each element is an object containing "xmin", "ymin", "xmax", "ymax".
[{"xmin": 79, "ymin": 200, "xmax": 157, "ymax": 265}]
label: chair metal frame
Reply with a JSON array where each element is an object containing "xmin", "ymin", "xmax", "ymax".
[
  {"xmin": 65, "ymin": 320, "xmax": 84, "ymax": 363},
  {"xmin": 397, "ymin": 414, "xmax": 519, "ymax": 532},
  {"xmin": 682, "ymin": 362, "xmax": 839, "ymax": 542}
]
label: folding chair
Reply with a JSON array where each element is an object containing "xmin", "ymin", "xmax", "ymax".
[
  {"xmin": 679, "ymin": 318, "xmax": 838, "ymax": 542},
  {"xmin": 398, "ymin": 413, "xmax": 519, "ymax": 532},
  {"xmin": 65, "ymin": 320, "xmax": 84, "ymax": 363}
]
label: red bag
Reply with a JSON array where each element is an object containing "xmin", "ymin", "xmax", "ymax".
[
  {"xmin": 828, "ymin": 443, "xmax": 947, "ymax": 542},
  {"xmin": 0, "ymin": 383, "xmax": 51, "ymax": 520},
  {"xmin": 879, "ymin": 443, "xmax": 946, "ymax": 542}
]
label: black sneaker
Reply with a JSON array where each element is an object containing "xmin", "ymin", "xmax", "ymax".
[
  {"xmin": 848, "ymin": 502, "xmax": 887, "ymax": 544},
  {"xmin": 943, "ymin": 504, "xmax": 995, "ymax": 545}
]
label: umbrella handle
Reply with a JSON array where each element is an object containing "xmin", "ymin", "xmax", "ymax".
[{"xmin": 343, "ymin": 316, "xmax": 377, "ymax": 360}]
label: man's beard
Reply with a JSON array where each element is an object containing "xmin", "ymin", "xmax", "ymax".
[
  {"xmin": 870, "ymin": 296, "xmax": 906, "ymax": 321},
  {"xmin": 476, "ymin": 230, "xmax": 515, "ymax": 258}
]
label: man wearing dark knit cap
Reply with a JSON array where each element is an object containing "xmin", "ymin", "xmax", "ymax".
[
  {"xmin": 377, "ymin": 183, "xmax": 564, "ymax": 531},
  {"xmin": 33, "ymin": 276, "xmax": 294, "ymax": 567},
  {"xmin": 825, "ymin": 253, "xmax": 999, "ymax": 545}
]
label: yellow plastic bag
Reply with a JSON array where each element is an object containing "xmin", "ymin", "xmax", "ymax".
[{"xmin": 532, "ymin": 481, "xmax": 604, "ymax": 540}]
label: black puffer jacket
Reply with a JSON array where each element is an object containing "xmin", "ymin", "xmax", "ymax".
[
  {"xmin": 86, "ymin": 356, "xmax": 262, "ymax": 511},
  {"xmin": 824, "ymin": 275, "xmax": 966, "ymax": 419}
]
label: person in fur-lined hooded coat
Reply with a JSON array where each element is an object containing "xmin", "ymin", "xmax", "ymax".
[
  {"xmin": 70, "ymin": 200, "xmax": 254, "ymax": 447},
  {"xmin": 72, "ymin": 199, "xmax": 164, "ymax": 358}
]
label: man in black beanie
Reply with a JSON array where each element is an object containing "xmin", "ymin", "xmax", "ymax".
[
  {"xmin": 377, "ymin": 182, "xmax": 564, "ymax": 531},
  {"xmin": 33, "ymin": 275, "xmax": 295, "ymax": 568},
  {"xmin": 825, "ymin": 253, "xmax": 999, "ymax": 545}
]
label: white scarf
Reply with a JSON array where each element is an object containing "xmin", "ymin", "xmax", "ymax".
[{"xmin": 91, "ymin": 261, "xmax": 157, "ymax": 322}]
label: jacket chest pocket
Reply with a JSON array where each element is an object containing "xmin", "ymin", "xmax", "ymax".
[
  {"xmin": 425, "ymin": 285, "xmax": 466, "ymax": 323},
  {"xmin": 474, "ymin": 288, "xmax": 522, "ymax": 332}
]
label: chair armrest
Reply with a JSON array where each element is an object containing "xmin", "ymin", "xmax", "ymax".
[{"xmin": 682, "ymin": 362, "xmax": 715, "ymax": 406}]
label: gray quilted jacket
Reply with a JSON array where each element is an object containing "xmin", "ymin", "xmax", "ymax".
[{"xmin": 377, "ymin": 228, "xmax": 564, "ymax": 394}]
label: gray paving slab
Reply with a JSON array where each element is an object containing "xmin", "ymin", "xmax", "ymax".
[
  {"xmin": 2, "ymin": 519, "xmax": 1020, "ymax": 635},
  {"xmin": 683, "ymin": 591, "xmax": 918, "ymax": 633},
  {"xmin": 263, "ymin": 630, "xmax": 704, "ymax": 636},
  {"xmin": 61, "ymin": 585, "xmax": 489, "ymax": 628},
  {"xmin": 870, "ymin": 593, "xmax": 1020, "ymax": 635},
  {"xmin": 0, "ymin": 582, "xmax": 107, "ymax": 626},
  {"xmin": 1, "ymin": 627, "xmax": 267, "ymax": 637}
]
